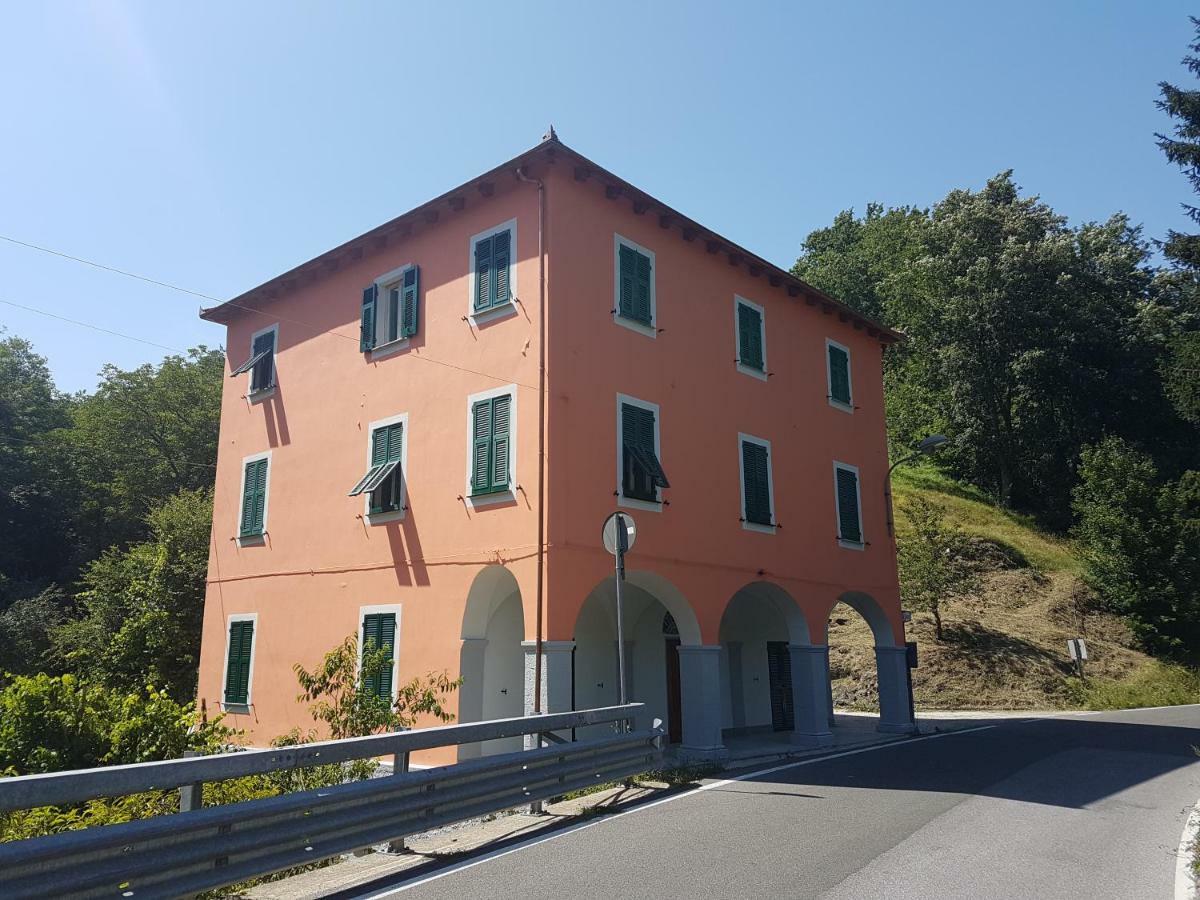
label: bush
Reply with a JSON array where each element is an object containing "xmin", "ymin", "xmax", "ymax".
[{"xmin": 1065, "ymin": 661, "xmax": 1200, "ymax": 710}]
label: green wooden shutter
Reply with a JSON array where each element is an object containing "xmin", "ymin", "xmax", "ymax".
[
  {"xmin": 361, "ymin": 613, "xmax": 396, "ymax": 700},
  {"xmin": 739, "ymin": 303, "xmax": 763, "ymax": 370},
  {"xmin": 471, "ymin": 400, "xmax": 493, "ymax": 491},
  {"xmin": 250, "ymin": 330, "xmax": 276, "ymax": 393},
  {"xmin": 224, "ymin": 620, "xmax": 253, "ymax": 705},
  {"xmin": 618, "ymin": 244, "xmax": 636, "ymax": 318},
  {"xmin": 361, "ymin": 286, "xmax": 377, "ymax": 351},
  {"xmin": 490, "ymin": 395, "xmax": 511, "ymax": 491},
  {"xmin": 368, "ymin": 425, "xmax": 403, "ymax": 514},
  {"xmin": 402, "ymin": 266, "xmax": 420, "ymax": 337},
  {"xmin": 493, "ymin": 230, "xmax": 511, "ymax": 305},
  {"xmin": 836, "ymin": 467, "xmax": 862, "ymax": 542},
  {"xmin": 634, "ymin": 251, "xmax": 652, "ymax": 324},
  {"xmin": 240, "ymin": 459, "xmax": 267, "ymax": 537},
  {"xmin": 474, "ymin": 236, "xmax": 494, "ymax": 310},
  {"xmin": 829, "ymin": 344, "xmax": 851, "ymax": 405},
  {"xmin": 742, "ymin": 441, "xmax": 771, "ymax": 525}
]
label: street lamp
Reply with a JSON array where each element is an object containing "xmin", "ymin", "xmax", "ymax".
[{"xmin": 884, "ymin": 434, "xmax": 948, "ymax": 536}]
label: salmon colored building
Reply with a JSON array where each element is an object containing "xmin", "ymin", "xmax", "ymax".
[{"xmin": 196, "ymin": 133, "xmax": 913, "ymax": 763}]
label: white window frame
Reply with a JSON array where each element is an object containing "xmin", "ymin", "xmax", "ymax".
[
  {"xmin": 221, "ymin": 612, "xmax": 259, "ymax": 710},
  {"xmin": 826, "ymin": 338, "xmax": 854, "ymax": 413},
  {"xmin": 833, "ymin": 460, "xmax": 865, "ymax": 550},
  {"xmin": 363, "ymin": 411, "xmax": 409, "ymax": 524},
  {"xmin": 464, "ymin": 383, "xmax": 518, "ymax": 509},
  {"xmin": 371, "ymin": 263, "xmax": 416, "ymax": 358},
  {"xmin": 734, "ymin": 295, "xmax": 768, "ymax": 382},
  {"xmin": 357, "ymin": 604, "xmax": 402, "ymax": 702},
  {"xmin": 247, "ymin": 323, "xmax": 279, "ymax": 404},
  {"xmin": 236, "ymin": 450, "xmax": 272, "ymax": 546},
  {"xmin": 616, "ymin": 393, "xmax": 664, "ymax": 513},
  {"xmin": 467, "ymin": 218, "xmax": 519, "ymax": 327},
  {"xmin": 612, "ymin": 234, "xmax": 657, "ymax": 339},
  {"xmin": 738, "ymin": 432, "xmax": 776, "ymax": 534}
]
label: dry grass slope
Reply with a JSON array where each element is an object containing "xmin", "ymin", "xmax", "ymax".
[{"xmin": 828, "ymin": 466, "xmax": 1151, "ymax": 712}]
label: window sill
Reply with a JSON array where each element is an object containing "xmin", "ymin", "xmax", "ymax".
[
  {"xmin": 613, "ymin": 313, "xmax": 656, "ymax": 339},
  {"xmin": 828, "ymin": 398, "xmax": 854, "ymax": 414},
  {"xmin": 370, "ymin": 337, "xmax": 411, "ymax": 360},
  {"xmin": 469, "ymin": 301, "xmax": 517, "ymax": 328},
  {"xmin": 248, "ymin": 387, "xmax": 276, "ymax": 404},
  {"xmin": 237, "ymin": 533, "xmax": 266, "ymax": 547},
  {"xmin": 221, "ymin": 702, "xmax": 251, "ymax": 714},
  {"xmin": 838, "ymin": 538, "xmax": 866, "ymax": 551},
  {"xmin": 618, "ymin": 495, "xmax": 662, "ymax": 513},
  {"xmin": 466, "ymin": 489, "xmax": 515, "ymax": 509},
  {"xmin": 366, "ymin": 508, "xmax": 406, "ymax": 525},
  {"xmin": 736, "ymin": 362, "xmax": 768, "ymax": 382},
  {"xmin": 742, "ymin": 520, "xmax": 777, "ymax": 535}
]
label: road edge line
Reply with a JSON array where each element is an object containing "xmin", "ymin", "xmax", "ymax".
[
  {"xmin": 1176, "ymin": 795, "xmax": 1200, "ymax": 900},
  {"xmin": 363, "ymin": 723, "xmax": 997, "ymax": 897}
]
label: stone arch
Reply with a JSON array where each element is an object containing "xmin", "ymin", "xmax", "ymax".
[
  {"xmin": 458, "ymin": 565, "xmax": 525, "ymax": 758},
  {"xmin": 822, "ymin": 590, "xmax": 912, "ymax": 734}
]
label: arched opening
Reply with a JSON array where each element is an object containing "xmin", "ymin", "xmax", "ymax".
[
  {"xmin": 824, "ymin": 591, "xmax": 912, "ymax": 733},
  {"xmin": 572, "ymin": 571, "xmax": 700, "ymax": 744},
  {"xmin": 458, "ymin": 566, "xmax": 525, "ymax": 758},
  {"xmin": 718, "ymin": 582, "xmax": 809, "ymax": 739}
]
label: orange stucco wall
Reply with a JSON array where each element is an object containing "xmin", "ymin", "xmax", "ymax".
[{"xmin": 197, "ymin": 155, "xmax": 902, "ymax": 754}]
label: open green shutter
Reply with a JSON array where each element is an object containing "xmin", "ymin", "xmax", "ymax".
[
  {"xmin": 493, "ymin": 230, "xmax": 511, "ymax": 305},
  {"xmin": 361, "ymin": 286, "xmax": 377, "ymax": 351},
  {"xmin": 634, "ymin": 251, "xmax": 652, "ymax": 323},
  {"xmin": 471, "ymin": 400, "xmax": 492, "ymax": 491},
  {"xmin": 618, "ymin": 244, "xmax": 636, "ymax": 318},
  {"xmin": 475, "ymin": 236, "xmax": 494, "ymax": 310},
  {"xmin": 402, "ymin": 266, "xmax": 420, "ymax": 337},
  {"xmin": 250, "ymin": 331, "xmax": 276, "ymax": 393},
  {"xmin": 490, "ymin": 396, "xmax": 511, "ymax": 490},
  {"xmin": 829, "ymin": 345, "xmax": 851, "ymax": 404},
  {"xmin": 836, "ymin": 467, "xmax": 862, "ymax": 542}
]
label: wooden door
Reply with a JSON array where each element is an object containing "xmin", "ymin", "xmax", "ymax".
[
  {"xmin": 664, "ymin": 637, "xmax": 682, "ymax": 743},
  {"xmin": 767, "ymin": 641, "xmax": 794, "ymax": 732}
]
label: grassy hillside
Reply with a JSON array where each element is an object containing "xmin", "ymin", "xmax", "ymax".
[{"xmin": 828, "ymin": 465, "xmax": 1154, "ymax": 711}]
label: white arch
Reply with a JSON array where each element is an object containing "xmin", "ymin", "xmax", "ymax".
[
  {"xmin": 461, "ymin": 565, "xmax": 522, "ymax": 639},
  {"xmin": 719, "ymin": 581, "xmax": 810, "ymax": 645},
  {"xmin": 829, "ymin": 591, "xmax": 899, "ymax": 648}
]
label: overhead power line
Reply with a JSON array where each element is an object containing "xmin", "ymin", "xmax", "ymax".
[{"xmin": 0, "ymin": 298, "xmax": 186, "ymax": 353}]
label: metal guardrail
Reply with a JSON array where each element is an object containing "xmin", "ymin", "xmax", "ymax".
[{"xmin": 0, "ymin": 704, "xmax": 661, "ymax": 899}]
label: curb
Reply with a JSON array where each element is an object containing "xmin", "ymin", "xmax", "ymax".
[{"xmin": 1176, "ymin": 796, "xmax": 1200, "ymax": 900}]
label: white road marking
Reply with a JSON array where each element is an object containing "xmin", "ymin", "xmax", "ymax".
[
  {"xmin": 361, "ymin": 723, "xmax": 997, "ymax": 897},
  {"xmin": 1175, "ymin": 795, "xmax": 1200, "ymax": 900}
]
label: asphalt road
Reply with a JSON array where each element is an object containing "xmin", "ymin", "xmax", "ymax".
[{"xmin": 364, "ymin": 706, "xmax": 1200, "ymax": 899}]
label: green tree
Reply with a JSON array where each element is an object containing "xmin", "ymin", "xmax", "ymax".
[
  {"xmin": 0, "ymin": 588, "xmax": 66, "ymax": 675},
  {"xmin": 294, "ymin": 635, "xmax": 460, "ymax": 740},
  {"xmin": 896, "ymin": 496, "xmax": 978, "ymax": 640},
  {"xmin": 55, "ymin": 489, "xmax": 213, "ymax": 702}
]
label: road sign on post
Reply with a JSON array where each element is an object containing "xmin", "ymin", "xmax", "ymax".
[
  {"xmin": 602, "ymin": 512, "xmax": 636, "ymax": 708},
  {"xmin": 1067, "ymin": 637, "xmax": 1088, "ymax": 679}
]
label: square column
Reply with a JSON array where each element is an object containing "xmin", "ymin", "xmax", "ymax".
[
  {"xmin": 676, "ymin": 645, "xmax": 728, "ymax": 762},
  {"xmin": 875, "ymin": 646, "xmax": 916, "ymax": 733},
  {"xmin": 789, "ymin": 644, "xmax": 834, "ymax": 747},
  {"xmin": 523, "ymin": 640, "xmax": 575, "ymax": 748}
]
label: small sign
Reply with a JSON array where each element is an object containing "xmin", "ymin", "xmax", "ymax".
[
  {"xmin": 602, "ymin": 512, "xmax": 637, "ymax": 556},
  {"xmin": 906, "ymin": 640, "xmax": 918, "ymax": 669},
  {"xmin": 1067, "ymin": 638, "xmax": 1088, "ymax": 661}
]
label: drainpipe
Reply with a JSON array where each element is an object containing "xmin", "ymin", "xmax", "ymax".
[{"xmin": 516, "ymin": 164, "xmax": 546, "ymax": 713}]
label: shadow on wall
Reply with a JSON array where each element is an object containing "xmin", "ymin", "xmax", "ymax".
[
  {"xmin": 260, "ymin": 383, "xmax": 291, "ymax": 448},
  {"xmin": 384, "ymin": 514, "xmax": 430, "ymax": 587}
]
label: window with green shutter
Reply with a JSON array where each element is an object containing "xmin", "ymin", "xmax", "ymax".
[
  {"xmin": 737, "ymin": 301, "xmax": 764, "ymax": 371},
  {"xmin": 471, "ymin": 395, "xmax": 512, "ymax": 495},
  {"xmin": 621, "ymin": 403, "xmax": 669, "ymax": 502},
  {"xmin": 741, "ymin": 440, "xmax": 772, "ymax": 526},
  {"xmin": 360, "ymin": 285, "xmax": 377, "ymax": 351},
  {"xmin": 835, "ymin": 465, "xmax": 863, "ymax": 544},
  {"xmin": 239, "ymin": 458, "xmax": 268, "ymax": 538},
  {"xmin": 617, "ymin": 242, "xmax": 653, "ymax": 325},
  {"xmin": 362, "ymin": 265, "xmax": 420, "ymax": 352},
  {"xmin": 474, "ymin": 229, "xmax": 512, "ymax": 312},
  {"xmin": 223, "ymin": 619, "xmax": 254, "ymax": 706},
  {"xmin": 360, "ymin": 612, "xmax": 397, "ymax": 701},
  {"xmin": 828, "ymin": 342, "xmax": 852, "ymax": 407},
  {"xmin": 229, "ymin": 326, "xmax": 277, "ymax": 392}
]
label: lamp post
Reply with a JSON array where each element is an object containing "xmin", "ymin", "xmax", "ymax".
[{"xmin": 884, "ymin": 434, "xmax": 948, "ymax": 537}]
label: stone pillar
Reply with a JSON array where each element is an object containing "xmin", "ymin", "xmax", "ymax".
[
  {"xmin": 875, "ymin": 646, "xmax": 916, "ymax": 733},
  {"xmin": 726, "ymin": 642, "xmax": 745, "ymax": 730},
  {"xmin": 456, "ymin": 638, "xmax": 488, "ymax": 760},
  {"xmin": 676, "ymin": 645, "xmax": 727, "ymax": 762},
  {"xmin": 523, "ymin": 640, "xmax": 575, "ymax": 748},
  {"xmin": 789, "ymin": 644, "xmax": 834, "ymax": 747},
  {"xmin": 824, "ymin": 645, "xmax": 835, "ymax": 726}
]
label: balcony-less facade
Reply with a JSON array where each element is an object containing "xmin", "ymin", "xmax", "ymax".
[{"xmin": 197, "ymin": 135, "xmax": 911, "ymax": 763}]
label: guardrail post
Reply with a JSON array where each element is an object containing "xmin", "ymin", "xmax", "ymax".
[
  {"xmin": 386, "ymin": 751, "xmax": 411, "ymax": 853},
  {"xmin": 178, "ymin": 750, "xmax": 203, "ymax": 812},
  {"xmin": 529, "ymin": 733, "xmax": 547, "ymax": 815}
]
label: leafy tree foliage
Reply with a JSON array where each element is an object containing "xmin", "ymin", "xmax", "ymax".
[
  {"xmin": 896, "ymin": 496, "xmax": 978, "ymax": 640},
  {"xmin": 1072, "ymin": 437, "xmax": 1200, "ymax": 662},
  {"xmin": 294, "ymin": 635, "xmax": 460, "ymax": 740},
  {"xmin": 0, "ymin": 588, "xmax": 66, "ymax": 676}
]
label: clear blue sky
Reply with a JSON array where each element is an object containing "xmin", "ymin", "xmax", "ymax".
[{"xmin": 2, "ymin": 1, "xmax": 1195, "ymax": 392}]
